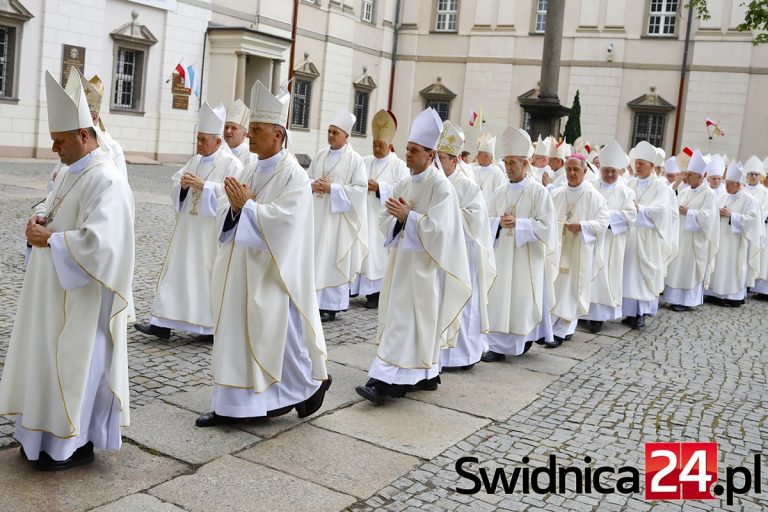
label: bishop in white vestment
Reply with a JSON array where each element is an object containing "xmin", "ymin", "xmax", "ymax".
[
  {"xmin": 352, "ymin": 109, "xmax": 408, "ymax": 308},
  {"xmin": 307, "ymin": 108, "xmax": 368, "ymax": 322},
  {"xmin": 581, "ymin": 141, "xmax": 637, "ymax": 333},
  {"xmin": 134, "ymin": 102, "xmax": 243, "ymax": 340},
  {"xmin": 550, "ymin": 155, "xmax": 610, "ymax": 344},
  {"xmin": 663, "ymin": 149, "xmax": 719, "ymax": 311},
  {"xmin": 436, "ymin": 121, "xmax": 496, "ymax": 370},
  {"xmin": 704, "ymin": 162, "xmax": 762, "ymax": 307},
  {"xmin": 224, "ymin": 99, "xmax": 258, "ymax": 169},
  {"xmin": 0, "ymin": 71, "xmax": 134, "ymax": 470},
  {"xmin": 742, "ymin": 156, "xmax": 768, "ymax": 296},
  {"xmin": 196, "ymin": 81, "xmax": 331, "ymax": 426},
  {"xmin": 622, "ymin": 141, "xmax": 679, "ymax": 330},
  {"xmin": 355, "ymin": 109, "xmax": 471, "ymax": 404},
  {"xmin": 482, "ymin": 127, "xmax": 558, "ymax": 360},
  {"xmin": 472, "ymin": 133, "xmax": 507, "ymax": 205}
]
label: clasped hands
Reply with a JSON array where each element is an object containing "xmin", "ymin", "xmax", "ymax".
[
  {"xmin": 385, "ymin": 197, "xmax": 411, "ymax": 222},
  {"xmin": 180, "ymin": 172, "xmax": 205, "ymax": 191},
  {"xmin": 223, "ymin": 176, "xmax": 252, "ymax": 213},
  {"xmin": 26, "ymin": 215, "xmax": 53, "ymax": 248},
  {"xmin": 719, "ymin": 207, "xmax": 731, "ymax": 218},
  {"xmin": 311, "ymin": 179, "xmax": 331, "ymax": 195},
  {"xmin": 500, "ymin": 214, "xmax": 516, "ymax": 229}
]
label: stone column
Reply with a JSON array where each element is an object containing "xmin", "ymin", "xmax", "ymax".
[
  {"xmin": 235, "ymin": 52, "xmax": 247, "ymax": 101},
  {"xmin": 539, "ymin": 0, "xmax": 565, "ymax": 103},
  {"xmin": 271, "ymin": 60, "xmax": 282, "ymax": 94}
]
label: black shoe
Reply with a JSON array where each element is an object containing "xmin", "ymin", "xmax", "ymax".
[
  {"xmin": 408, "ymin": 376, "xmax": 440, "ymax": 392},
  {"xmin": 522, "ymin": 341, "xmax": 533, "ymax": 354},
  {"xmin": 198, "ymin": 334, "xmax": 214, "ymax": 342},
  {"xmin": 295, "ymin": 375, "xmax": 333, "ymax": 418},
  {"xmin": 588, "ymin": 321, "xmax": 603, "ymax": 333},
  {"xmin": 355, "ymin": 385, "xmax": 385, "ymax": 405},
  {"xmin": 134, "ymin": 323, "xmax": 171, "ymax": 340},
  {"xmin": 364, "ymin": 293, "xmax": 379, "ymax": 309},
  {"xmin": 544, "ymin": 337, "xmax": 563, "ymax": 348},
  {"xmin": 319, "ymin": 310, "xmax": 337, "ymax": 322},
  {"xmin": 669, "ymin": 304, "xmax": 691, "ymax": 312},
  {"xmin": 722, "ymin": 299, "xmax": 741, "ymax": 308},
  {"xmin": 621, "ymin": 316, "xmax": 635, "ymax": 326},
  {"xmin": 534, "ymin": 337, "xmax": 546, "ymax": 346},
  {"xmin": 704, "ymin": 295, "xmax": 723, "ymax": 306},
  {"xmin": 196, "ymin": 411, "xmax": 231, "ymax": 427},
  {"xmin": 481, "ymin": 350, "xmax": 506, "ymax": 362},
  {"xmin": 265, "ymin": 405, "xmax": 294, "ymax": 418},
  {"xmin": 633, "ymin": 315, "xmax": 645, "ymax": 330},
  {"xmin": 460, "ymin": 364, "xmax": 475, "ymax": 371},
  {"xmin": 34, "ymin": 442, "xmax": 94, "ymax": 471},
  {"xmin": 563, "ymin": 334, "xmax": 573, "ymax": 341},
  {"xmin": 19, "ymin": 446, "xmax": 27, "ymax": 460}
]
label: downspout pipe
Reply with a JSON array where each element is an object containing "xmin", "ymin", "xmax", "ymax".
[
  {"xmin": 286, "ymin": 0, "xmax": 299, "ymax": 128},
  {"xmin": 672, "ymin": 5, "xmax": 694, "ymax": 154},
  {"xmin": 387, "ymin": 0, "xmax": 401, "ymax": 110}
]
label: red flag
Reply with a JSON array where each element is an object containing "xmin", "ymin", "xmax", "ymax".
[
  {"xmin": 682, "ymin": 146, "xmax": 693, "ymax": 157},
  {"xmin": 175, "ymin": 63, "xmax": 186, "ymax": 80}
]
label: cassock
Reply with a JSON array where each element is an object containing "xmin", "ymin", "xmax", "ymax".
[
  {"xmin": 209, "ymin": 151, "xmax": 328, "ymax": 416},
  {"xmin": 370, "ymin": 166, "xmax": 471, "ymax": 389},
  {"xmin": 472, "ymin": 163, "xmax": 507, "ymax": 206},
  {"xmin": 352, "ymin": 152, "xmax": 408, "ymax": 297},
  {"xmin": 230, "ymin": 139, "xmax": 258, "ymax": 169},
  {"xmin": 743, "ymin": 183, "xmax": 768, "ymax": 293},
  {"xmin": 307, "ymin": 144, "xmax": 368, "ymax": 312},
  {"xmin": 0, "ymin": 149, "xmax": 134, "ymax": 461},
  {"xmin": 622, "ymin": 176, "xmax": 678, "ymax": 318},
  {"xmin": 663, "ymin": 183, "xmax": 719, "ymax": 307},
  {"xmin": 486, "ymin": 176, "xmax": 558, "ymax": 354},
  {"xmin": 582, "ymin": 181, "xmax": 637, "ymax": 321},
  {"xmin": 550, "ymin": 182, "xmax": 610, "ymax": 338},
  {"xmin": 704, "ymin": 189, "xmax": 761, "ymax": 301},
  {"xmin": 440, "ymin": 169, "xmax": 496, "ymax": 368},
  {"xmin": 150, "ymin": 145, "xmax": 243, "ymax": 334}
]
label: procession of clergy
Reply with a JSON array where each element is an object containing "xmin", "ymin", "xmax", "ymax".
[{"xmin": 2, "ymin": 66, "xmax": 767, "ymax": 471}]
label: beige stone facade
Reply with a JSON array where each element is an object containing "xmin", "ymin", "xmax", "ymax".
[{"xmin": 0, "ymin": 0, "xmax": 765, "ymax": 163}]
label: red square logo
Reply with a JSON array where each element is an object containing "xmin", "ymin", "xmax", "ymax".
[{"xmin": 645, "ymin": 442, "xmax": 717, "ymax": 500}]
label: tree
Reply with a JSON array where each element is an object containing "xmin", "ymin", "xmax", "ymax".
[
  {"xmin": 687, "ymin": 0, "xmax": 768, "ymax": 44},
  {"xmin": 562, "ymin": 90, "xmax": 581, "ymax": 144}
]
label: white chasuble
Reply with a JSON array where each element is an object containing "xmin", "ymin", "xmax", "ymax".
[
  {"xmin": 440, "ymin": 170, "xmax": 496, "ymax": 367},
  {"xmin": 307, "ymin": 145, "xmax": 368, "ymax": 301},
  {"xmin": 472, "ymin": 163, "xmax": 507, "ymax": 206},
  {"xmin": 663, "ymin": 184, "xmax": 719, "ymax": 306},
  {"xmin": 486, "ymin": 177, "xmax": 558, "ymax": 354},
  {"xmin": 550, "ymin": 183, "xmax": 610, "ymax": 326},
  {"xmin": 705, "ymin": 190, "xmax": 762, "ymax": 299},
  {"xmin": 355, "ymin": 153, "xmax": 408, "ymax": 295},
  {"xmin": 211, "ymin": 151, "xmax": 328, "ymax": 400},
  {"xmin": 622, "ymin": 176, "xmax": 679, "ymax": 310},
  {"xmin": 374, "ymin": 167, "xmax": 471, "ymax": 372},
  {"xmin": 95, "ymin": 128, "xmax": 127, "ymax": 179},
  {"xmin": 744, "ymin": 184, "xmax": 768, "ymax": 291},
  {"xmin": 0, "ymin": 151, "xmax": 134, "ymax": 448},
  {"xmin": 230, "ymin": 139, "xmax": 258, "ymax": 169},
  {"xmin": 150, "ymin": 146, "xmax": 243, "ymax": 334},
  {"xmin": 582, "ymin": 181, "xmax": 637, "ymax": 321}
]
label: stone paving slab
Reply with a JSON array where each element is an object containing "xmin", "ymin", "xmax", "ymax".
[
  {"xmin": 577, "ymin": 319, "xmax": 631, "ymax": 339},
  {"xmin": 327, "ymin": 341, "xmax": 379, "ymax": 372},
  {"xmin": 90, "ymin": 494, "xmax": 185, "ymax": 512},
  {"xmin": 409, "ymin": 364, "xmax": 556, "ymax": 421},
  {"xmin": 509, "ymin": 348, "xmax": 581, "ymax": 375},
  {"xmin": 312, "ymin": 398, "xmax": 489, "ymax": 459},
  {"xmin": 161, "ymin": 362, "xmax": 365, "ymax": 440},
  {"xmin": 541, "ymin": 336, "xmax": 604, "ymax": 360},
  {"xmin": 239, "ymin": 423, "xmax": 420, "ymax": 499},
  {"xmin": 0, "ymin": 443, "xmax": 187, "ymax": 512},
  {"xmin": 149, "ymin": 455, "xmax": 356, "ymax": 512},
  {"xmin": 123, "ymin": 402, "xmax": 261, "ymax": 464}
]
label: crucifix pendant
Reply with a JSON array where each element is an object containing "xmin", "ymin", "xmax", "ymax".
[{"xmin": 505, "ymin": 204, "xmax": 516, "ymax": 236}]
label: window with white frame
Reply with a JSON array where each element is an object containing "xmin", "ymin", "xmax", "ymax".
[
  {"xmin": 361, "ymin": 0, "xmax": 374, "ymax": 23},
  {"xmin": 647, "ymin": 0, "xmax": 678, "ymax": 36},
  {"xmin": 352, "ymin": 89, "xmax": 370, "ymax": 135},
  {"xmin": 534, "ymin": 0, "xmax": 547, "ymax": 34},
  {"xmin": 113, "ymin": 47, "xmax": 143, "ymax": 110},
  {"xmin": 435, "ymin": 0, "xmax": 458, "ymax": 32},
  {"xmin": 291, "ymin": 78, "xmax": 312, "ymax": 129},
  {"xmin": 0, "ymin": 26, "xmax": 9, "ymax": 97}
]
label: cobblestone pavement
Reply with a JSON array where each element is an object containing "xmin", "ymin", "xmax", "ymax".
[{"xmin": 0, "ymin": 160, "xmax": 766, "ymax": 511}]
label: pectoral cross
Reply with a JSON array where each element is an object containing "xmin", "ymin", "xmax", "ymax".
[
  {"xmin": 189, "ymin": 189, "xmax": 201, "ymax": 216},
  {"xmin": 505, "ymin": 204, "xmax": 517, "ymax": 237}
]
